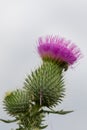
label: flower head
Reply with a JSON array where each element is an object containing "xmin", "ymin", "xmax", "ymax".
[{"xmin": 37, "ymin": 36, "xmax": 82, "ymax": 65}]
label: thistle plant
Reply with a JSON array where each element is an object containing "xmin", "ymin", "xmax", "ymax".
[{"xmin": 0, "ymin": 36, "xmax": 82, "ymax": 130}]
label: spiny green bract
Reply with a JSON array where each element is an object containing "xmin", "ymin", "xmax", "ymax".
[
  {"xmin": 24, "ymin": 60, "xmax": 65, "ymax": 108},
  {"xmin": 3, "ymin": 89, "xmax": 30, "ymax": 115}
]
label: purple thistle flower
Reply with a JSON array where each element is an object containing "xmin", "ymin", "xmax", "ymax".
[{"xmin": 37, "ymin": 36, "xmax": 82, "ymax": 65}]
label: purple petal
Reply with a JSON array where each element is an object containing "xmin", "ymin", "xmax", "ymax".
[{"xmin": 37, "ymin": 36, "xmax": 82, "ymax": 65}]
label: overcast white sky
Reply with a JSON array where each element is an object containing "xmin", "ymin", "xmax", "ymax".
[{"xmin": 0, "ymin": 0, "xmax": 87, "ymax": 130}]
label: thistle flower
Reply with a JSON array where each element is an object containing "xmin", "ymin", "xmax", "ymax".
[
  {"xmin": 38, "ymin": 36, "xmax": 82, "ymax": 65},
  {"xmin": 0, "ymin": 36, "xmax": 83, "ymax": 130}
]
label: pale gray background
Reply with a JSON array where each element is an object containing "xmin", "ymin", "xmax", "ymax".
[{"xmin": 0, "ymin": 0, "xmax": 87, "ymax": 130}]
